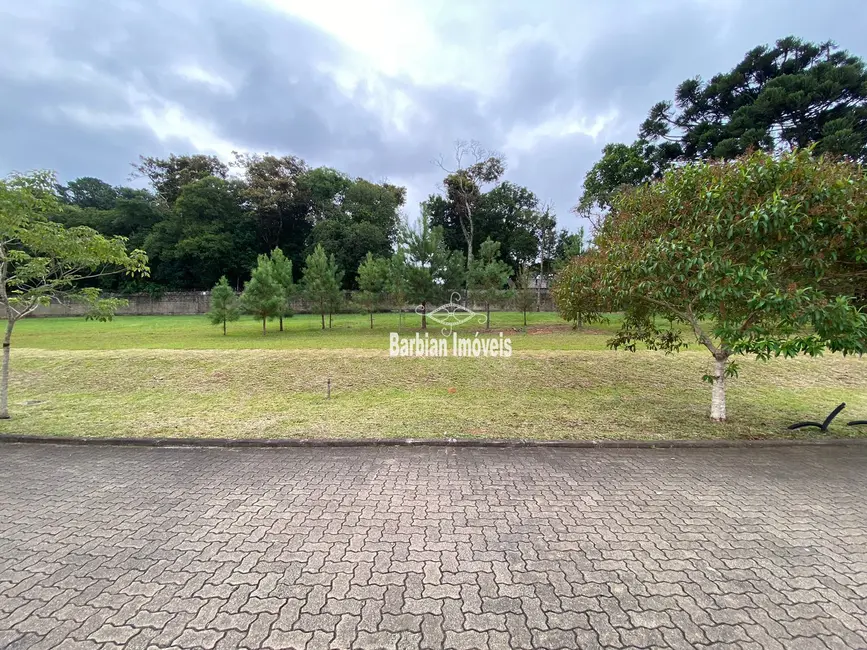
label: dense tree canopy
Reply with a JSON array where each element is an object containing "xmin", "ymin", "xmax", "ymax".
[
  {"xmin": 557, "ymin": 148, "xmax": 867, "ymax": 421},
  {"xmin": 577, "ymin": 36, "xmax": 867, "ymax": 218},
  {"xmin": 48, "ymin": 153, "xmax": 416, "ymax": 293}
]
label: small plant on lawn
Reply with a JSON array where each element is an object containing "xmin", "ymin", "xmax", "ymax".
[
  {"xmin": 303, "ymin": 244, "xmax": 343, "ymax": 330},
  {"xmin": 469, "ymin": 238, "xmax": 512, "ymax": 329},
  {"xmin": 513, "ymin": 264, "xmax": 536, "ymax": 327},
  {"xmin": 388, "ymin": 249, "xmax": 410, "ymax": 328},
  {"xmin": 555, "ymin": 148, "xmax": 867, "ymax": 422},
  {"xmin": 356, "ymin": 252, "xmax": 389, "ymax": 329},
  {"xmin": 241, "ymin": 254, "xmax": 283, "ymax": 335},
  {"xmin": 268, "ymin": 248, "xmax": 295, "ymax": 331},
  {"xmin": 207, "ymin": 276, "xmax": 240, "ymax": 335},
  {"xmin": 0, "ymin": 170, "xmax": 148, "ymax": 418}
]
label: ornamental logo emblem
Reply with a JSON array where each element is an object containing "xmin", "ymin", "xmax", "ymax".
[{"xmin": 417, "ymin": 292, "xmax": 486, "ymax": 336}]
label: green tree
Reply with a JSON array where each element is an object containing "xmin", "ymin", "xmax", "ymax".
[
  {"xmin": 388, "ymin": 249, "xmax": 410, "ymax": 328},
  {"xmin": 0, "ymin": 171, "xmax": 148, "ymax": 418},
  {"xmin": 403, "ymin": 212, "xmax": 449, "ymax": 330},
  {"xmin": 207, "ymin": 276, "xmax": 240, "ymax": 335},
  {"xmin": 642, "ymin": 36, "xmax": 867, "ymax": 165},
  {"xmin": 575, "ymin": 141, "xmax": 658, "ymax": 218},
  {"xmin": 555, "ymin": 229, "xmax": 585, "ymax": 266},
  {"xmin": 576, "ymin": 36, "xmax": 867, "ymax": 218},
  {"xmin": 303, "ymin": 244, "xmax": 343, "ymax": 330},
  {"xmin": 58, "ymin": 177, "xmax": 119, "ymax": 210},
  {"xmin": 304, "ymin": 171, "xmax": 404, "ymax": 288},
  {"xmin": 557, "ymin": 149, "xmax": 867, "ymax": 421},
  {"xmin": 435, "ymin": 140, "xmax": 506, "ymax": 274},
  {"xmin": 356, "ymin": 253, "xmax": 389, "ymax": 329},
  {"xmin": 268, "ymin": 248, "xmax": 295, "ymax": 331},
  {"xmin": 133, "ymin": 154, "xmax": 229, "ymax": 206},
  {"xmin": 468, "ymin": 238, "xmax": 512, "ymax": 329},
  {"xmin": 240, "ymin": 254, "xmax": 283, "ymax": 335},
  {"xmin": 513, "ymin": 264, "xmax": 536, "ymax": 327},
  {"xmin": 551, "ymin": 249, "xmax": 606, "ymax": 330},
  {"xmin": 143, "ymin": 176, "xmax": 256, "ymax": 290},
  {"xmin": 232, "ymin": 153, "xmax": 310, "ymax": 258}
]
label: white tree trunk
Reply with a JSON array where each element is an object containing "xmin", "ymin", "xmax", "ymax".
[
  {"xmin": 710, "ymin": 356, "xmax": 727, "ymax": 422},
  {"xmin": 0, "ymin": 318, "xmax": 14, "ymax": 419}
]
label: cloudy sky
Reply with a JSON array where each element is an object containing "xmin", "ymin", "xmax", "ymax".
[{"xmin": 2, "ymin": 0, "xmax": 865, "ymax": 232}]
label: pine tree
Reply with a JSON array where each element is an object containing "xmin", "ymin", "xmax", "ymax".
[
  {"xmin": 268, "ymin": 248, "xmax": 295, "ymax": 331},
  {"xmin": 356, "ymin": 253, "xmax": 389, "ymax": 329},
  {"xmin": 240, "ymin": 254, "xmax": 283, "ymax": 335},
  {"xmin": 388, "ymin": 250, "xmax": 410, "ymax": 328},
  {"xmin": 207, "ymin": 276, "xmax": 240, "ymax": 335},
  {"xmin": 302, "ymin": 244, "xmax": 343, "ymax": 330},
  {"xmin": 469, "ymin": 238, "xmax": 512, "ymax": 329}
]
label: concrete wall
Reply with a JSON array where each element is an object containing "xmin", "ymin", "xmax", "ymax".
[{"xmin": 30, "ymin": 290, "xmax": 556, "ymax": 317}]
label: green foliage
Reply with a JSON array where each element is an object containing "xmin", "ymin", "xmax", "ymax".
[
  {"xmin": 468, "ymin": 238, "xmax": 513, "ymax": 328},
  {"xmin": 144, "ymin": 176, "xmax": 257, "ymax": 290},
  {"xmin": 576, "ymin": 141, "xmax": 659, "ymax": 217},
  {"xmin": 513, "ymin": 264, "xmax": 536, "ymax": 327},
  {"xmin": 557, "ymin": 149, "xmax": 867, "ymax": 419},
  {"xmin": 402, "ymin": 211, "xmax": 454, "ymax": 328},
  {"xmin": 0, "ymin": 170, "xmax": 148, "ymax": 417},
  {"xmin": 356, "ymin": 253, "xmax": 389, "ymax": 328},
  {"xmin": 388, "ymin": 249, "xmax": 410, "ymax": 326},
  {"xmin": 577, "ymin": 36, "xmax": 867, "ymax": 217},
  {"xmin": 207, "ymin": 276, "xmax": 240, "ymax": 335},
  {"xmin": 59, "ymin": 177, "xmax": 119, "ymax": 210},
  {"xmin": 555, "ymin": 229, "xmax": 585, "ymax": 267},
  {"xmin": 232, "ymin": 153, "xmax": 309, "ymax": 259},
  {"xmin": 133, "ymin": 153, "xmax": 229, "ymax": 206},
  {"xmin": 641, "ymin": 37, "xmax": 867, "ymax": 164},
  {"xmin": 302, "ymin": 244, "xmax": 344, "ymax": 329},
  {"xmin": 240, "ymin": 255, "xmax": 284, "ymax": 335},
  {"xmin": 267, "ymin": 248, "xmax": 295, "ymax": 328}
]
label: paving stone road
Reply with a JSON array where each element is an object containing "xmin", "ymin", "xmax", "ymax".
[{"xmin": 1, "ymin": 444, "xmax": 866, "ymax": 649}]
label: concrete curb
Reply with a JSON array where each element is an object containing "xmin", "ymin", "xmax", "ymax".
[{"xmin": 1, "ymin": 433, "xmax": 865, "ymax": 450}]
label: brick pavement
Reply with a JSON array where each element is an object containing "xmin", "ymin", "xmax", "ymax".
[{"xmin": 0, "ymin": 444, "xmax": 865, "ymax": 649}]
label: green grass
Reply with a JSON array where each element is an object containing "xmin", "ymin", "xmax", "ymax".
[{"xmin": 3, "ymin": 312, "xmax": 865, "ymax": 440}]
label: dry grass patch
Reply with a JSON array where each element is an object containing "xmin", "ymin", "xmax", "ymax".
[{"xmin": 3, "ymin": 347, "xmax": 864, "ymax": 440}]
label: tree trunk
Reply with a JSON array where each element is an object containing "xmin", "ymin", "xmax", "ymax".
[
  {"xmin": 710, "ymin": 355, "xmax": 728, "ymax": 422},
  {"xmin": 279, "ymin": 315, "xmax": 283, "ymax": 332},
  {"xmin": 329, "ymin": 312, "xmax": 332, "ymax": 329},
  {"xmin": 262, "ymin": 318, "xmax": 266, "ymax": 336},
  {"xmin": 523, "ymin": 309, "xmax": 527, "ymax": 327},
  {"xmin": 0, "ymin": 318, "xmax": 14, "ymax": 419},
  {"xmin": 223, "ymin": 319, "xmax": 227, "ymax": 335},
  {"xmin": 321, "ymin": 312, "xmax": 325, "ymax": 330},
  {"xmin": 370, "ymin": 312, "xmax": 373, "ymax": 329},
  {"xmin": 421, "ymin": 301, "xmax": 427, "ymax": 330}
]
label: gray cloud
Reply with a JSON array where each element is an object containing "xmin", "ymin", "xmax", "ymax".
[{"xmin": 1, "ymin": 0, "xmax": 866, "ymax": 235}]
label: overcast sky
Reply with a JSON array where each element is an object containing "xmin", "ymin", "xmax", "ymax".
[{"xmin": 2, "ymin": 0, "xmax": 865, "ymax": 232}]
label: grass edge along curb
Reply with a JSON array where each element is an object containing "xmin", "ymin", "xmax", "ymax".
[{"xmin": 1, "ymin": 434, "xmax": 866, "ymax": 450}]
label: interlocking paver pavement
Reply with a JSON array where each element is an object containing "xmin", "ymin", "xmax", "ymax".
[{"xmin": 1, "ymin": 444, "xmax": 866, "ymax": 649}]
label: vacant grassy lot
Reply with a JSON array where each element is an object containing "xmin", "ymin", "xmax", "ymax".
[{"xmin": 2, "ymin": 312, "xmax": 865, "ymax": 440}]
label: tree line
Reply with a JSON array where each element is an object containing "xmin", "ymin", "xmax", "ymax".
[
  {"xmin": 209, "ymin": 213, "xmax": 547, "ymax": 335},
  {"xmin": 50, "ymin": 148, "xmax": 580, "ymax": 297}
]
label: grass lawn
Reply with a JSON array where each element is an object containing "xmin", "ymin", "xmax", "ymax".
[{"xmin": 2, "ymin": 312, "xmax": 865, "ymax": 440}]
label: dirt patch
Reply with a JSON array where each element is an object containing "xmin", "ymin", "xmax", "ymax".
[{"xmin": 518, "ymin": 324, "xmax": 609, "ymax": 336}]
